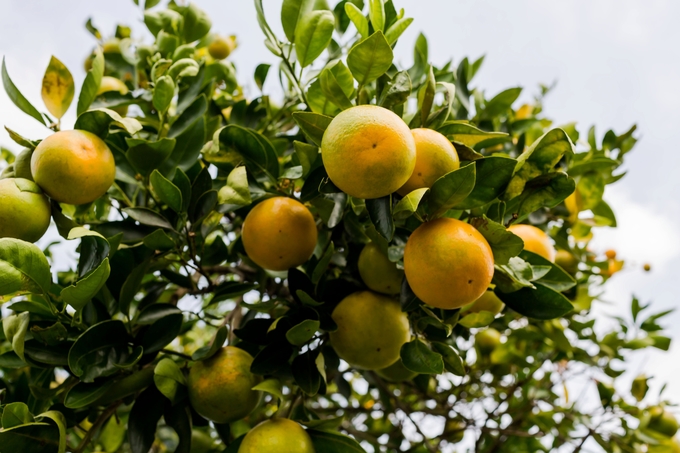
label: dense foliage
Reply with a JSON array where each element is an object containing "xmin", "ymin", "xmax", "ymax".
[{"xmin": 0, "ymin": 1, "xmax": 676, "ymax": 452}]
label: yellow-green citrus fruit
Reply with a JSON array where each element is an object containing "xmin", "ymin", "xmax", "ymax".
[
  {"xmin": 321, "ymin": 105, "xmax": 416, "ymax": 199},
  {"xmin": 330, "ymin": 291, "xmax": 410, "ymax": 370},
  {"xmin": 31, "ymin": 130, "xmax": 116, "ymax": 205},
  {"xmin": 476, "ymin": 328, "xmax": 501, "ymax": 354},
  {"xmin": 397, "ymin": 128, "xmax": 460, "ymax": 196},
  {"xmin": 13, "ymin": 148, "xmax": 34, "ymax": 181},
  {"xmin": 460, "ymin": 291, "xmax": 504, "ymax": 316},
  {"xmin": 208, "ymin": 35, "xmax": 236, "ymax": 60},
  {"xmin": 404, "ymin": 218, "xmax": 494, "ymax": 310},
  {"xmin": 238, "ymin": 418, "xmax": 315, "ymax": 453},
  {"xmin": 375, "ymin": 359, "xmax": 417, "ymax": 382},
  {"xmin": 242, "ymin": 197, "xmax": 318, "ymax": 271},
  {"xmin": 508, "ymin": 224, "xmax": 556, "ymax": 262},
  {"xmin": 102, "ymin": 38, "xmax": 121, "ymax": 54},
  {"xmin": 0, "ymin": 178, "xmax": 51, "ymax": 243},
  {"xmin": 555, "ymin": 249, "xmax": 578, "ymax": 274},
  {"xmin": 187, "ymin": 346, "xmax": 261, "ymax": 424},
  {"xmin": 644, "ymin": 263, "xmax": 652, "ymax": 272},
  {"xmin": 649, "ymin": 407, "xmax": 679, "ymax": 437},
  {"xmin": 358, "ymin": 242, "xmax": 403, "ymax": 295}
]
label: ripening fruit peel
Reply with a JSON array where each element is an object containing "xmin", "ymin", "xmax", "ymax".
[
  {"xmin": 238, "ymin": 418, "xmax": 314, "ymax": 453},
  {"xmin": 508, "ymin": 224, "xmax": 556, "ymax": 262},
  {"xmin": 0, "ymin": 178, "xmax": 51, "ymax": 242}
]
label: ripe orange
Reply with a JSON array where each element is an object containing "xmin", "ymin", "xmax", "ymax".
[
  {"xmin": 605, "ymin": 249, "xmax": 617, "ymax": 260},
  {"xmin": 357, "ymin": 242, "xmax": 403, "ymax": 295},
  {"xmin": 404, "ymin": 218, "xmax": 494, "ymax": 309},
  {"xmin": 460, "ymin": 291, "xmax": 504, "ymax": 316},
  {"xmin": 31, "ymin": 130, "xmax": 116, "ymax": 205},
  {"xmin": 238, "ymin": 418, "xmax": 314, "ymax": 453},
  {"xmin": 375, "ymin": 359, "xmax": 417, "ymax": 382},
  {"xmin": 242, "ymin": 197, "xmax": 317, "ymax": 271},
  {"xmin": 0, "ymin": 178, "xmax": 51, "ymax": 243},
  {"xmin": 397, "ymin": 128, "xmax": 460, "ymax": 196},
  {"xmin": 187, "ymin": 346, "xmax": 260, "ymax": 424},
  {"xmin": 321, "ymin": 105, "xmax": 416, "ymax": 199},
  {"xmin": 208, "ymin": 35, "xmax": 236, "ymax": 60},
  {"xmin": 508, "ymin": 224, "xmax": 556, "ymax": 262},
  {"xmin": 330, "ymin": 291, "xmax": 410, "ymax": 370}
]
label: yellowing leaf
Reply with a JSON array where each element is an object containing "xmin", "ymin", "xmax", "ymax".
[{"xmin": 41, "ymin": 56, "xmax": 74, "ymax": 119}]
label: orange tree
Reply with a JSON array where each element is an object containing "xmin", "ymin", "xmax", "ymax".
[{"xmin": 0, "ymin": 1, "xmax": 676, "ymax": 452}]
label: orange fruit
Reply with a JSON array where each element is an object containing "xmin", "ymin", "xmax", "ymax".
[
  {"xmin": 508, "ymin": 224, "xmax": 556, "ymax": 262},
  {"xmin": 460, "ymin": 291, "xmax": 504, "ymax": 316},
  {"xmin": 605, "ymin": 249, "xmax": 617, "ymax": 260},
  {"xmin": 357, "ymin": 242, "xmax": 403, "ymax": 295},
  {"xmin": 555, "ymin": 249, "xmax": 578, "ymax": 274},
  {"xmin": 321, "ymin": 105, "xmax": 416, "ymax": 199},
  {"xmin": 330, "ymin": 291, "xmax": 410, "ymax": 370},
  {"xmin": 242, "ymin": 197, "xmax": 317, "ymax": 271},
  {"xmin": 476, "ymin": 328, "xmax": 501, "ymax": 354},
  {"xmin": 375, "ymin": 359, "xmax": 417, "ymax": 382},
  {"xmin": 238, "ymin": 418, "xmax": 314, "ymax": 453},
  {"xmin": 404, "ymin": 218, "xmax": 494, "ymax": 309},
  {"xmin": 644, "ymin": 263, "xmax": 652, "ymax": 272},
  {"xmin": 187, "ymin": 346, "xmax": 260, "ymax": 424},
  {"xmin": 31, "ymin": 130, "xmax": 116, "ymax": 205},
  {"xmin": 0, "ymin": 178, "xmax": 51, "ymax": 243},
  {"xmin": 397, "ymin": 128, "xmax": 460, "ymax": 196},
  {"xmin": 648, "ymin": 407, "xmax": 679, "ymax": 437},
  {"xmin": 208, "ymin": 35, "xmax": 237, "ymax": 60}
]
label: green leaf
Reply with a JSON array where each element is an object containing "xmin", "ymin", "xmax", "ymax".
[
  {"xmin": 191, "ymin": 326, "xmax": 228, "ymax": 361},
  {"xmin": 2, "ymin": 403, "xmax": 33, "ymax": 430},
  {"xmin": 123, "ymin": 207, "xmax": 174, "ymax": 230},
  {"xmin": 41, "ymin": 56, "xmax": 74, "ymax": 119},
  {"xmin": 0, "ymin": 238, "xmax": 52, "ymax": 302},
  {"xmin": 425, "ymin": 162, "xmax": 476, "ymax": 218},
  {"xmin": 418, "ymin": 66, "xmax": 436, "ymax": 127},
  {"xmin": 217, "ymin": 125, "xmax": 280, "ymax": 179},
  {"xmin": 577, "ymin": 171, "xmax": 605, "ymax": 210},
  {"xmin": 35, "ymin": 411, "xmax": 67, "ymax": 453},
  {"xmin": 0, "ymin": 422, "xmax": 61, "ymax": 451},
  {"xmin": 295, "ymin": 10, "xmax": 335, "ymax": 67},
  {"xmin": 320, "ymin": 60, "xmax": 355, "ymax": 110},
  {"xmin": 74, "ymin": 108, "xmax": 143, "ymax": 136},
  {"xmin": 400, "ymin": 339, "xmax": 444, "ymax": 374},
  {"xmin": 394, "ymin": 187, "xmax": 428, "ymax": 220},
  {"xmin": 431, "ymin": 342, "xmax": 465, "ymax": 376},
  {"xmin": 4, "ymin": 126, "xmax": 38, "ymax": 149},
  {"xmin": 454, "ymin": 156, "xmax": 516, "ymax": 209},
  {"xmin": 68, "ymin": 320, "xmax": 130, "ymax": 379},
  {"xmin": 520, "ymin": 250, "xmax": 576, "ymax": 292},
  {"xmin": 150, "ymin": 170, "xmax": 183, "ymax": 212},
  {"xmin": 296, "ymin": 290, "xmax": 324, "ymax": 307},
  {"xmin": 510, "ymin": 172, "xmax": 575, "ymax": 219},
  {"xmin": 368, "ymin": 0, "xmax": 385, "ymax": 31},
  {"xmin": 379, "ymin": 70, "xmax": 411, "ymax": 108},
  {"xmin": 384, "ymin": 16, "xmax": 413, "ymax": 45},
  {"xmin": 252, "ymin": 378, "xmax": 284, "ymax": 400},
  {"xmin": 469, "ymin": 216, "xmax": 523, "ymax": 265},
  {"xmin": 154, "ymin": 358, "xmax": 187, "ymax": 404},
  {"xmin": 125, "ymin": 138, "xmax": 176, "ymax": 176},
  {"xmin": 218, "ymin": 166, "xmax": 251, "ymax": 206},
  {"xmin": 61, "ymin": 258, "xmax": 110, "ymax": 312},
  {"xmin": 286, "ymin": 319, "xmax": 321, "ymax": 346},
  {"xmin": 344, "ymin": 2, "xmax": 369, "ymax": 39},
  {"xmin": 493, "ymin": 256, "xmax": 535, "ymax": 293},
  {"xmin": 458, "ymin": 311, "xmax": 495, "ymax": 328},
  {"xmin": 77, "ymin": 46, "xmax": 104, "ymax": 116},
  {"xmin": 183, "ymin": 3, "xmax": 211, "ymax": 42},
  {"xmin": 281, "ymin": 0, "xmax": 315, "ymax": 41},
  {"xmin": 2, "ymin": 57, "xmax": 46, "ymax": 125},
  {"xmin": 168, "ymin": 94, "xmax": 206, "ymax": 138},
  {"xmin": 504, "ymin": 128, "xmax": 574, "ymax": 201},
  {"xmin": 366, "ymin": 195, "xmax": 394, "ymax": 241},
  {"xmin": 480, "ymin": 87, "xmax": 522, "ymax": 119},
  {"xmin": 495, "ymin": 284, "xmax": 573, "ymax": 320},
  {"xmin": 65, "ymin": 380, "xmax": 116, "ymax": 408},
  {"xmin": 292, "ymin": 349, "xmax": 322, "ymax": 395},
  {"xmin": 153, "ymin": 75, "xmax": 175, "ymax": 114},
  {"xmin": 1, "ymin": 313, "xmax": 29, "ymax": 362},
  {"xmin": 312, "ymin": 241, "xmax": 335, "ymax": 284},
  {"xmin": 437, "ymin": 121, "xmax": 509, "ymax": 148},
  {"xmin": 294, "ymin": 141, "xmax": 319, "ymax": 177},
  {"xmin": 347, "ymin": 31, "xmax": 393, "ymax": 85},
  {"xmin": 119, "ymin": 260, "xmax": 151, "ymax": 316},
  {"xmin": 292, "ymin": 111, "xmax": 333, "ymax": 146},
  {"xmin": 308, "ymin": 429, "xmax": 367, "ymax": 453}
]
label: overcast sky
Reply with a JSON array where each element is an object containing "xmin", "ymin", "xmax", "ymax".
[{"xmin": 1, "ymin": 0, "xmax": 679, "ymax": 447}]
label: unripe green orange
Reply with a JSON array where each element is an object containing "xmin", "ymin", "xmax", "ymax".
[
  {"xmin": 242, "ymin": 197, "xmax": 318, "ymax": 271},
  {"xmin": 555, "ymin": 249, "xmax": 578, "ymax": 274},
  {"xmin": 375, "ymin": 359, "xmax": 417, "ymax": 382},
  {"xmin": 187, "ymin": 346, "xmax": 261, "ymax": 424},
  {"xmin": 397, "ymin": 128, "xmax": 460, "ymax": 196},
  {"xmin": 321, "ymin": 105, "xmax": 416, "ymax": 199},
  {"xmin": 460, "ymin": 291, "xmax": 504, "ymax": 316},
  {"xmin": 330, "ymin": 291, "xmax": 410, "ymax": 370},
  {"xmin": 238, "ymin": 418, "xmax": 314, "ymax": 453},
  {"xmin": 31, "ymin": 130, "xmax": 116, "ymax": 205},
  {"xmin": 476, "ymin": 328, "xmax": 501, "ymax": 354},
  {"xmin": 0, "ymin": 178, "xmax": 51, "ymax": 243},
  {"xmin": 208, "ymin": 35, "xmax": 237, "ymax": 60},
  {"xmin": 648, "ymin": 407, "xmax": 679, "ymax": 438},
  {"xmin": 358, "ymin": 242, "xmax": 403, "ymax": 295}
]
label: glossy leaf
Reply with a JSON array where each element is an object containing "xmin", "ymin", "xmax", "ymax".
[
  {"xmin": 401, "ymin": 339, "xmax": 444, "ymax": 374},
  {"xmin": 2, "ymin": 312, "xmax": 29, "ymax": 362},
  {"xmin": 347, "ymin": 31, "xmax": 393, "ymax": 85},
  {"xmin": 454, "ymin": 156, "xmax": 516, "ymax": 209},
  {"xmin": 520, "ymin": 250, "xmax": 576, "ymax": 292},
  {"xmin": 366, "ymin": 195, "xmax": 394, "ymax": 241},
  {"xmin": 286, "ymin": 319, "xmax": 321, "ymax": 346},
  {"xmin": 2, "ymin": 57, "xmax": 46, "ymax": 125},
  {"xmin": 218, "ymin": 166, "xmax": 251, "ymax": 206},
  {"xmin": 61, "ymin": 258, "xmax": 110, "ymax": 312},
  {"xmin": 296, "ymin": 10, "xmax": 335, "ymax": 67},
  {"xmin": 344, "ymin": 2, "xmax": 369, "ymax": 39},
  {"xmin": 281, "ymin": 0, "xmax": 315, "ymax": 41},
  {"xmin": 125, "ymin": 138, "xmax": 176, "ymax": 176},
  {"xmin": 425, "ymin": 162, "xmax": 476, "ymax": 218},
  {"xmin": 495, "ymin": 283, "xmax": 573, "ymax": 320},
  {"xmin": 0, "ymin": 238, "xmax": 52, "ymax": 302},
  {"xmin": 74, "ymin": 108, "xmax": 143, "ymax": 136},
  {"xmin": 320, "ymin": 60, "xmax": 355, "ymax": 110},
  {"xmin": 154, "ymin": 358, "xmax": 187, "ymax": 404},
  {"xmin": 393, "ymin": 187, "xmax": 428, "ymax": 220},
  {"xmin": 293, "ymin": 111, "xmax": 333, "ymax": 146},
  {"xmin": 308, "ymin": 429, "xmax": 367, "ymax": 452},
  {"xmin": 470, "ymin": 216, "xmax": 523, "ymax": 265},
  {"xmin": 218, "ymin": 125, "xmax": 280, "ymax": 179},
  {"xmin": 438, "ymin": 121, "xmax": 509, "ymax": 147},
  {"xmin": 77, "ymin": 46, "xmax": 104, "ymax": 116},
  {"xmin": 151, "ymin": 170, "xmax": 183, "ymax": 212}
]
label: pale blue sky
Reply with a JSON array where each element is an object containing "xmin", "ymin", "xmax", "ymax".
[{"xmin": 1, "ymin": 0, "xmax": 679, "ymax": 448}]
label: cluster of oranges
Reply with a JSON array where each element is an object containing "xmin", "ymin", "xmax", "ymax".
[{"xmin": 0, "ymin": 129, "xmax": 116, "ymax": 243}]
